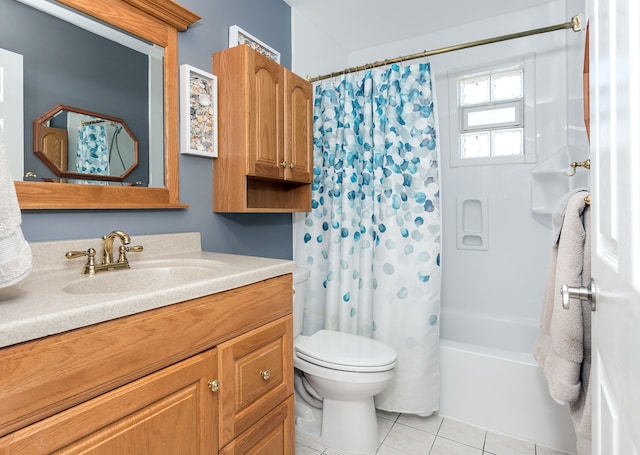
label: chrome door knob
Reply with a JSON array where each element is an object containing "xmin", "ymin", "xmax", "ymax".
[{"xmin": 560, "ymin": 278, "xmax": 597, "ymax": 311}]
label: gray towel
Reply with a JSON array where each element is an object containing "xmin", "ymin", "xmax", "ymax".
[
  {"xmin": 0, "ymin": 126, "xmax": 32, "ymax": 288},
  {"xmin": 534, "ymin": 190, "xmax": 591, "ymax": 455}
]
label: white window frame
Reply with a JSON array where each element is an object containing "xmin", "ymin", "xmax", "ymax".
[{"xmin": 448, "ymin": 55, "xmax": 536, "ymax": 167}]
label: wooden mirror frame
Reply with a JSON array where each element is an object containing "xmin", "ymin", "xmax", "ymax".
[{"xmin": 15, "ymin": 0, "xmax": 200, "ymax": 209}]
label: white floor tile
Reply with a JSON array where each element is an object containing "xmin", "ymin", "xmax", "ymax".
[
  {"xmin": 377, "ymin": 445, "xmax": 413, "ymax": 455},
  {"xmin": 484, "ymin": 431, "xmax": 536, "ymax": 455},
  {"xmin": 535, "ymin": 446, "xmax": 575, "ymax": 455},
  {"xmin": 324, "ymin": 448, "xmax": 376, "ymax": 455},
  {"xmin": 437, "ymin": 419, "xmax": 487, "ymax": 450},
  {"xmin": 295, "ymin": 442, "xmax": 323, "ymax": 455},
  {"xmin": 378, "ymin": 415, "xmax": 395, "ymax": 443},
  {"xmin": 295, "ymin": 434, "xmax": 326, "ymax": 452},
  {"xmin": 377, "ymin": 409, "xmax": 401, "ymax": 422},
  {"xmin": 383, "ymin": 421, "xmax": 436, "ymax": 454},
  {"xmin": 429, "ymin": 437, "xmax": 483, "ymax": 455},
  {"xmin": 396, "ymin": 413, "xmax": 443, "ymax": 435}
]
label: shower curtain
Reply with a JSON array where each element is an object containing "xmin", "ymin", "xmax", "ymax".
[
  {"xmin": 295, "ymin": 63, "xmax": 442, "ymax": 415},
  {"xmin": 76, "ymin": 124, "xmax": 109, "ymax": 182}
]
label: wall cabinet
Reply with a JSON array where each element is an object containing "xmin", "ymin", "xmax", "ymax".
[
  {"xmin": 213, "ymin": 45, "xmax": 313, "ymax": 213},
  {"xmin": 0, "ymin": 275, "xmax": 294, "ymax": 454}
]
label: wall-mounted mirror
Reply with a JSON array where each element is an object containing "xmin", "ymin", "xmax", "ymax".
[
  {"xmin": 34, "ymin": 105, "xmax": 139, "ymax": 183},
  {"xmin": 7, "ymin": 0, "xmax": 199, "ymax": 209}
]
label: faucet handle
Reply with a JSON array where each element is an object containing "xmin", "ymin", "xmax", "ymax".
[
  {"xmin": 117, "ymin": 244, "xmax": 144, "ymax": 264},
  {"xmin": 65, "ymin": 249, "xmax": 92, "ymax": 260},
  {"xmin": 65, "ymin": 248, "xmax": 97, "ymax": 275}
]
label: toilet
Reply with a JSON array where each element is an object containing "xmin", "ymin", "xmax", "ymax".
[{"xmin": 293, "ymin": 267, "xmax": 397, "ymax": 454}]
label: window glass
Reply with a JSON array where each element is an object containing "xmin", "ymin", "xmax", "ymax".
[
  {"xmin": 467, "ymin": 106, "xmax": 517, "ymax": 128},
  {"xmin": 492, "ymin": 129, "xmax": 523, "ymax": 156},
  {"xmin": 457, "ymin": 66, "xmax": 525, "ymax": 160},
  {"xmin": 460, "ymin": 77, "xmax": 489, "ymax": 105},
  {"xmin": 461, "ymin": 132, "xmax": 490, "ymax": 158},
  {"xmin": 492, "ymin": 71, "xmax": 523, "ymax": 101}
]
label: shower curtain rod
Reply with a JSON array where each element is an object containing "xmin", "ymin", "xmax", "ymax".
[{"xmin": 308, "ymin": 15, "xmax": 582, "ymax": 82}]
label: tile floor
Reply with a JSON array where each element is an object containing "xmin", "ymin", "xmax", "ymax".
[{"xmin": 295, "ymin": 411, "xmax": 575, "ymax": 455}]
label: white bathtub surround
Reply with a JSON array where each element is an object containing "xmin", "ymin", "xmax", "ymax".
[
  {"xmin": 439, "ymin": 308, "xmax": 577, "ymax": 453},
  {"xmin": 295, "ymin": 63, "xmax": 442, "ymax": 416},
  {"xmin": 0, "ymin": 232, "xmax": 295, "ymax": 348},
  {"xmin": 534, "ymin": 190, "xmax": 592, "ymax": 455},
  {"xmin": 0, "ymin": 127, "xmax": 32, "ymax": 289}
]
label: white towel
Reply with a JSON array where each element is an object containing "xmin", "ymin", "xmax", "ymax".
[
  {"xmin": 0, "ymin": 126, "xmax": 32, "ymax": 288},
  {"xmin": 534, "ymin": 190, "xmax": 591, "ymax": 455}
]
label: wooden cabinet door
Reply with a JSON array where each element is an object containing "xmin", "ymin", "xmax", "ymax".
[
  {"xmin": 0, "ymin": 349, "xmax": 218, "ymax": 454},
  {"xmin": 219, "ymin": 396, "xmax": 294, "ymax": 455},
  {"xmin": 284, "ymin": 69, "xmax": 313, "ymax": 183},
  {"xmin": 218, "ymin": 316, "xmax": 293, "ymax": 448},
  {"xmin": 246, "ymin": 50, "xmax": 285, "ymax": 180}
]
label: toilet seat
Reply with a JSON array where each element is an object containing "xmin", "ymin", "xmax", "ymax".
[{"xmin": 295, "ymin": 330, "xmax": 397, "ymax": 373}]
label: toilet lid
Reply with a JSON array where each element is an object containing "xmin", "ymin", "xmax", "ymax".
[{"xmin": 295, "ymin": 330, "xmax": 397, "ymax": 373}]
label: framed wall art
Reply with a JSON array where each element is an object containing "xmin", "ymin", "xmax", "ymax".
[
  {"xmin": 228, "ymin": 25, "xmax": 280, "ymax": 63},
  {"xmin": 180, "ymin": 64, "xmax": 218, "ymax": 158}
]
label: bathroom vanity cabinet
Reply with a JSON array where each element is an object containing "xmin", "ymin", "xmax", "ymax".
[
  {"xmin": 212, "ymin": 45, "xmax": 313, "ymax": 213},
  {"xmin": 0, "ymin": 275, "xmax": 294, "ymax": 454}
]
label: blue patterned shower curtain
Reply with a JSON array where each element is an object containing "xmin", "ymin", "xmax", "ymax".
[
  {"xmin": 295, "ymin": 63, "xmax": 442, "ymax": 415},
  {"xmin": 76, "ymin": 124, "xmax": 109, "ymax": 178}
]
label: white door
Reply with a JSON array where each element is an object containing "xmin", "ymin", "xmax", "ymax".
[
  {"xmin": 0, "ymin": 47, "xmax": 24, "ymax": 180},
  {"xmin": 589, "ymin": 0, "xmax": 640, "ymax": 453}
]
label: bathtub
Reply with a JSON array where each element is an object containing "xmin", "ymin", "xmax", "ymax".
[{"xmin": 439, "ymin": 308, "xmax": 577, "ymax": 454}]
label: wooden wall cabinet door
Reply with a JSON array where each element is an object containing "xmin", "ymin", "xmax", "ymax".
[
  {"xmin": 246, "ymin": 51, "xmax": 285, "ymax": 180},
  {"xmin": 213, "ymin": 45, "xmax": 312, "ymax": 212},
  {"xmin": 284, "ymin": 69, "xmax": 313, "ymax": 183},
  {"xmin": 0, "ymin": 349, "xmax": 218, "ymax": 454}
]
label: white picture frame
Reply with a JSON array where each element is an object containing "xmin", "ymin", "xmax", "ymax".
[
  {"xmin": 180, "ymin": 64, "xmax": 218, "ymax": 158},
  {"xmin": 228, "ymin": 25, "xmax": 280, "ymax": 63}
]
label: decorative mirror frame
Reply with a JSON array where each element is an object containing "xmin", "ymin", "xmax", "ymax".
[
  {"xmin": 15, "ymin": 0, "xmax": 200, "ymax": 209},
  {"xmin": 34, "ymin": 104, "xmax": 139, "ymax": 182}
]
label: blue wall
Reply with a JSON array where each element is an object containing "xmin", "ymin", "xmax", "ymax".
[{"xmin": 20, "ymin": 0, "xmax": 294, "ymax": 260}]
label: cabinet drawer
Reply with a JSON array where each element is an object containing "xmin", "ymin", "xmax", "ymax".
[
  {"xmin": 218, "ymin": 315, "xmax": 293, "ymax": 446},
  {"xmin": 219, "ymin": 396, "xmax": 294, "ymax": 455}
]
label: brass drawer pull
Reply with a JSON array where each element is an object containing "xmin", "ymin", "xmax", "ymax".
[
  {"xmin": 208, "ymin": 379, "xmax": 220, "ymax": 392},
  {"xmin": 260, "ymin": 369, "xmax": 271, "ymax": 381}
]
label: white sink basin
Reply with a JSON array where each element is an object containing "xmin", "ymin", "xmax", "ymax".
[{"xmin": 63, "ymin": 259, "xmax": 221, "ymax": 295}]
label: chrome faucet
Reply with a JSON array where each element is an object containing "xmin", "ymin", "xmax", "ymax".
[{"xmin": 65, "ymin": 230, "xmax": 143, "ymax": 275}]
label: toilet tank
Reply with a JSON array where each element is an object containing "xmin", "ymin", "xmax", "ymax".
[{"xmin": 293, "ymin": 267, "xmax": 310, "ymax": 337}]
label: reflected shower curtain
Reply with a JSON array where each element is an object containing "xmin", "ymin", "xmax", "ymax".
[
  {"xmin": 296, "ymin": 63, "xmax": 442, "ymax": 414},
  {"xmin": 76, "ymin": 124, "xmax": 109, "ymax": 180}
]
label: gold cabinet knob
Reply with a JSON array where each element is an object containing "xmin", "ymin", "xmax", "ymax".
[
  {"xmin": 260, "ymin": 369, "xmax": 271, "ymax": 381},
  {"xmin": 289, "ymin": 162, "xmax": 295, "ymax": 169},
  {"xmin": 280, "ymin": 160, "xmax": 288, "ymax": 168},
  {"xmin": 208, "ymin": 379, "xmax": 220, "ymax": 392}
]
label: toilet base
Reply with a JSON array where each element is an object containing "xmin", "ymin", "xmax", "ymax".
[{"xmin": 294, "ymin": 390, "xmax": 380, "ymax": 454}]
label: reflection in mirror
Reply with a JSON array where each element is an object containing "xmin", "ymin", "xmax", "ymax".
[
  {"xmin": 3, "ymin": 0, "xmax": 161, "ymax": 187},
  {"xmin": 34, "ymin": 105, "xmax": 139, "ymax": 183}
]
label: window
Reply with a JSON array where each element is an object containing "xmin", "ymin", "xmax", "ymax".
[{"xmin": 448, "ymin": 56, "xmax": 536, "ymax": 166}]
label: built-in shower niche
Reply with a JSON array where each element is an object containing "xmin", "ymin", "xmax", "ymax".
[
  {"xmin": 530, "ymin": 146, "xmax": 589, "ymax": 228},
  {"xmin": 456, "ymin": 196, "xmax": 488, "ymax": 251}
]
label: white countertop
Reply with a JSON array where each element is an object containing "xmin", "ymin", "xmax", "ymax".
[{"xmin": 0, "ymin": 232, "xmax": 295, "ymax": 348}]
